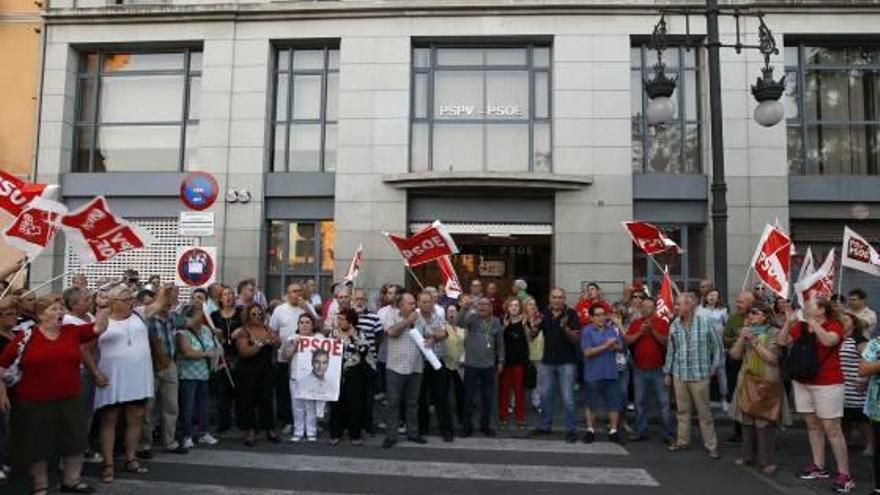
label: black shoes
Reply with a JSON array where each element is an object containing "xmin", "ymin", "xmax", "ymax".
[
  {"xmin": 407, "ymin": 435, "xmax": 428, "ymax": 444},
  {"xmin": 479, "ymin": 427, "xmax": 496, "ymax": 438},
  {"xmin": 582, "ymin": 430, "xmax": 595, "ymax": 444},
  {"xmin": 382, "ymin": 438, "xmax": 397, "ymax": 449},
  {"xmin": 442, "ymin": 431, "xmax": 454, "ymax": 443},
  {"xmin": 608, "ymin": 430, "xmax": 623, "ymax": 444},
  {"xmin": 135, "ymin": 449, "xmax": 153, "ymax": 460},
  {"xmin": 565, "ymin": 431, "xmax": 578, "ymax": 443}
]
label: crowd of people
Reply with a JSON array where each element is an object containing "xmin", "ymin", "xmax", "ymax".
[{"xmin": 0, "ymin": 267, "xmax": 878, "ymax": 494}]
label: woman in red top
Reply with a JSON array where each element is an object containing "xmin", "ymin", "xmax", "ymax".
[
  {"xmin": 0, "ymin": 294, "xmax": 109, "ymax": 495},
  {"xmin": 777, "ymin": 297, "xmax": 853, "ymax": 493}
]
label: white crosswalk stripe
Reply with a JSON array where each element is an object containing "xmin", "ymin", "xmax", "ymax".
[
  {"xmin": 103, "ymin": 479, "xmax": 366, "ymax": 495},
  {"xmin": 148, "ymin": 447, "xmax": 660, "ymax": 487},
  {"xmin": 396, "ymin": 437, "xmax": 628, "ymax": 455}
]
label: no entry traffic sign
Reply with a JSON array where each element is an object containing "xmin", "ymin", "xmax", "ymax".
[
  {"xmin": 180, "ymin": 172, "xmax": 219, "ymax": 211},
  {"xmin": 176, "ymin": 246, "xmax": 217, "ymax": 287}
]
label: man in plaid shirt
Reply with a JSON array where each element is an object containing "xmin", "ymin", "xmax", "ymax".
[{"xmin": 663, "ymin": 292, "xmax": 723, "ymax": 459}]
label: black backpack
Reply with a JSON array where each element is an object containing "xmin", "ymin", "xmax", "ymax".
[{"xmin": 784, "ymin": 323, "xmax": 828, "ymax": 381}]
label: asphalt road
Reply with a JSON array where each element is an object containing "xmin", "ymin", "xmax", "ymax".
[{"xmin": 3, "ymin": 410, "xmax": 874, "ymax": 494}]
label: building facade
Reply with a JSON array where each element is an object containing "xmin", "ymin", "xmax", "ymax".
[
  {"xmin": 0, "ymin": 0, "xmax": 43, "ymax": 272},
  {"xmin": 30, "ymin": 0, "xmax": 880, "ymax": 303}
]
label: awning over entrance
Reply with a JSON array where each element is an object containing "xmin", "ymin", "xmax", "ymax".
[{"xmin": 409, "ymin": 222, "xmax": 552, "ymax": 236}]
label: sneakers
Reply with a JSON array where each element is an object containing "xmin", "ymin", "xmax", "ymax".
[
  {"xmin": 582, "ymin": 429, "xmax": 595, "ymax": 444},
  {"xmin": 608, "ymin": 430, "xmax": 622, "ymax": 444},
  {"xmin": 289, "ymin": 436, "xmax": 303, "ymax": 443},
  {"xmin": 831, "ymin": 473, "xmax": 855, "ymax": 493},
  {"xmin": 565, "ymin": 431, "xmax": 578, "ymax": 444},
  {"xmin": 182, "ymin": 437, "xmax": 195, "ymax": 449},
  {"xmin": 198, "ymin": 433, "xmax": 219, "ymax": 446},
  {"xmin": 798, "ymin": 463, "xmax": 831, "ymax": 480}
]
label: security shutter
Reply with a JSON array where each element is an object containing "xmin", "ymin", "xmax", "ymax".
[
  {"xmin": 64, "ymin": 218, "xmax": 199, "ymax": 299},
  {"xmin": 791, "ymin": 220, "xmax": 880, "ymax": 302}
]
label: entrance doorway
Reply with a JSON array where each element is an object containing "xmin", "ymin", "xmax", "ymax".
[{"xmin": 410, "ymin": 234, "xmax": 552, "ymax": 307}]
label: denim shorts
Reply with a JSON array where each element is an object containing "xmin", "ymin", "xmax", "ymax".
[{"xmin": 585, "ymin": 379, "xmax": 622, "ymax": 412}]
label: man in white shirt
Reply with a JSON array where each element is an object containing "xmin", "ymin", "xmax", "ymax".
[
  {"xmin": 848, "ymin": 288, "xmax": 878, "ymax": 338},
  {"xmin": 269, "ymin": 283, "xmax": 319, "ymax": 433}
]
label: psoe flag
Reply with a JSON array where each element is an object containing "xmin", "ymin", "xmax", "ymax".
[
  {"xmin": 622, "ymin": 221, "xmax": 682, "ymax": 256},
  {"xmin": 61, "ymin": 196, "xmax": 156, "ymax": 264},
  {"xmin": 797, "ymin": 246, "xmax": 816, "ymax": 283},
  {"xmin": 749, "ymin": 224, "xmax": 792, "ymax": 299},
  {"xmin": 656, "ymin": 269, "xmax": 674, "ymax": 323},
  {"xmin": 2, "ymin": 199, "xmax": 68, "ymax": 260},
  {"xmin": 438, "ymin": 255, "xmax": 463, "ymax": 300},
  {"xmin": 795, "ymin": 248, "xmax": 836, "ymax": 308},
  {"xmin": 386, "ymin": 220, "xmax": 458, "ymax": 267},
  {"xmin": 0, "ymin": 171, "xmax": 57, "ymax": 217},
  {"xmin": 842, "ymin": 226, "xmax": 880, "ymax": 277}
]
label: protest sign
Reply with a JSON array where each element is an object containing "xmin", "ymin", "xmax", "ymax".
[{"xmin": 292, "ymin": 335, "xmax": 343, "ymax": 402}]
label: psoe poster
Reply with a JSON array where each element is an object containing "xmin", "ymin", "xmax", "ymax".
[{"xmin": 293, "ymin": 335, "xmax": 342, "ymax": 402}]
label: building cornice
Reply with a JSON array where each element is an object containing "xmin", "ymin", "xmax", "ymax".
[
  {"xmin": 43, "ymin": 0, "xmax": 880, "ymax": 25},
  {"xmin": 383, "ymin": 171, "xmax": 592, "ymax": 191}
]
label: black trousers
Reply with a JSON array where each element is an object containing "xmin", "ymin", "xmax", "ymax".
[
  {"xmin": 726, "ymin": 357, "xmax": 743, "ymax": 436},
  {"xmin": 364, "ymin": 367, "xmax": 378, "ymax": 432},
  {"xmin": 463, "ymin": 366, "xmax": 496, "ymax": 431},
  {"xmin": 330, "ymin": 363, "xmax": 368, "ymax": 440},
  {"xmin": 235, "ymin": 364, "xmax": 275, "ymax": 432},
  {"xmin": 449, "ymin": 368, "xmax": 465, "ymax": 426},
  {"xmin": 212, "ymin": 368, "xmax": 235, "ymax": 431},
  {"xmin": 275, "ymin": 362, "xmax": 293, "ymax": 425},
  {"xmin": 873, "ymin": 421, "xmax": 880, "ymax": 490},
  {"xmin": 418, "ymin": 361, "xmax": 453, "ymax": 436}
]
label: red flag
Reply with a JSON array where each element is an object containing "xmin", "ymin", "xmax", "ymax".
[
  {"xmin": 437, "ymin": 255, "xmax": 462, "ymax": 300},
  {"xmin": 795, "ymin": 248, "xmax": 836, "ymax": 308},
  {"xmin": 344, "ymin": 243, "xmax": 364, "ymax": 282},
  {"xmin": 2, "ymin": 200, "xmax": 67, "ymax": 260},
  {"xmin": 622, "ymin": 221, "xmax": 682, "ymax": 256},
  {"xmin": 61, "ymin": 197, "xmax": 155, "ymax": 264},
  {"xmin": 386, "ymin": 221, "xmax": 458, "ymax": 267},
  {"xmin": 749, "ymin": 224, "xmax": 792, "ymax": 298},
  {"xmin": 0, "ymin": 171, "xmax": 54, "ymax": 217},
  {"xmin": 656, "ymin": 269, "xmax": 674, "ymax": 323}
]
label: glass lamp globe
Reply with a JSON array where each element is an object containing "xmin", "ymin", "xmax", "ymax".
[
  {"xmin": 647, "ymin": 97, "xmax": 675, "ymax": 125},
  {"xmin": 753, "ymin": 99, "xmax": 784, "ymax": 127}
]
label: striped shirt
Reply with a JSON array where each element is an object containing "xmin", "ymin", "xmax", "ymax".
[
  {"xmin": 663, "ymin": 314, "xmax": 723, "ymax": 381},
  {"xmin": 840, "ymin": 336, "xmax": 867, "ymax": 408},
  {"xmin": 356, "ymin": 312, "xmax": 381, "ymax": 369}
]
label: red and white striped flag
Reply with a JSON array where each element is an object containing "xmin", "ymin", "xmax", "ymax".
[{"xmin": 344, "ymin": 243, "xmax": 364, "ymax": 282}]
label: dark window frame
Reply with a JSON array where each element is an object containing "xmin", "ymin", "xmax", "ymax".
[
  {"xmin": 270, "ymin": 44, "xmax": 340, "ymax": 172},
  {"xmin": 409, "ymin": 43, "xmax": 553, "ymax": 173},
  {"xmin": 73, "ymin": 48, "xmax": 201, "ymax": 173},
  {"xmin": 786, "ymin": 42, "xmax": 880, "ymax": 176},
  {"xmin": 265, "ymin": 219, "xmax": 335, "ymax": 301},
  {"xmin": 631, "ymin": 44, "xmax": 702, "ymax": 174}
]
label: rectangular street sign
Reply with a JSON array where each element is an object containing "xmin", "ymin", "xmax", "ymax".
[{"xmin": 179, "ymin": 211, "xmax": 215, "ymax": 237}]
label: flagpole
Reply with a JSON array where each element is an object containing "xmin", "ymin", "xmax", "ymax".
[
  {"xmin": 648, "ymin": 255, "xmax": 681, "ymax": 296},
  {"xmin": 741, "ymin": 266, "xmax": 752, "ymax": 292},
  {"xmin": 837, "ymin": 265, "xmax": 845, "ymax": 297},
  {"xmin": 0, "ymin": 259, "xmax": 30, "ymax": 299},
  {"xmin": 382, "ymin": 232, "xmax": 425, "ymax": 291},
  {"xmin": 23, "ymin": 270, "xmax": 71, "ymax": 297}
]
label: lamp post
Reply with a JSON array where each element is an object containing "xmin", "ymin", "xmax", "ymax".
[{"xmin": 644, "ymin": 4, "xmax": 784, "ymax": 301}]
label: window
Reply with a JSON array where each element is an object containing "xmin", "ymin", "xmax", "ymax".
[
  {"xmin": 266, "ymin": 220, "xmax": 335, "ymax": 301},
  {"xmin": 785, "ymin": 44, "xmax": 880, "ymax": 175},
  {"xmin": 74, "ymin": 50, "xmax": 201, "ymax": 172},
  {"xmin": 633, "ymin": 224, "xmax": 705, "ymax": 292},
  {"xmin": 631, "ymin": 45, "xmax": 701, "ymax": 174},
  {"xmin": 411, "ymin": 45, "xmax": 552, "ymax": 173},
  {"xmin": 271, "ymin": 46, "xmax": 339, "ymax": 172}
]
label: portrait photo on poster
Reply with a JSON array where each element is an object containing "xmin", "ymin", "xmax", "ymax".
[{"xmin": 293, "ymin": 335, "xmax": 342, "ymax": 402}]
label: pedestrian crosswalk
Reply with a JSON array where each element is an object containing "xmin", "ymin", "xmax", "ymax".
[{"xmin": 90, "ymin": 436, "xmax": 660, "ymax": 494}]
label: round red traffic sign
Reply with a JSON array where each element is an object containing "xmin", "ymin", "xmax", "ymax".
[
  {"xmin": 179, "ymin": 172, "xmax": 219, "ymax": 211},
  {"xmin": 177, "ymin": 247, "xmax": 215, "ymax": 287}
]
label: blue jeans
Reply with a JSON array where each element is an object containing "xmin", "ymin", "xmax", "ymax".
[
  {"xmin": 538, "ymin": 363, "xmax": 577, "ymax": 433},
  {"xmin": 633, "ymin": 367, "xmax": 674, "ymax": 439},
  {"xmin": 618, "ymin": 364, "xmax": 631, "ymax": 416},
  {"xmin": 179, "ymin": 379, "xmax": 211, "ymax": 439}
]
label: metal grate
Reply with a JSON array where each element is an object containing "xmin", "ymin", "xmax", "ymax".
[
  {"xmin": 409, "ymin": 223, "xmax": 553, "ymax": 236},
  {"xmin": 64, "ymin": 218, "xmax": 199, "ymax": 299}
]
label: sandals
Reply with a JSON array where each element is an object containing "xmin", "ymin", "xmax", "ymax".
[
  {"xmin": 100, "ymin": 464, "xmax": 114, "ymax": 484},
  {"xmin": 123, "ymin": 459, "xmax": 149, "ymax": 474},
  {"xmin": 667, "ymin": 443, "xmax": 691, "ymax": 452},
  {"xmin": 60, "ymin": 480, "xmax": 96, "ymax": 494},
  {"xmin": 32, "ymin": 487, "xmax": 49, "ymax": 495}
]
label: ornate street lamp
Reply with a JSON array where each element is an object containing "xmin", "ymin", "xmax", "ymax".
[
  {"xmin": 642, "ymin": 4, "xmax": 784, "ymax": 301},
  {"xmin": 645, "ymin": 12, "xmax": 785, "ymax": 127}
]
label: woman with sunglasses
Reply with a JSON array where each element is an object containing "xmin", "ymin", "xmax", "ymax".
[
  {"xmin": 729, "ymin": 302, "xmax": 790, "ymax": 475},
  {"xmin": 210, "ymin": 285, "xmax": 241, "ymax": 433},
  {"xmin": 94, "ymin": 284, "xmax": 153, "ymax": 484},
  {"xmin": 231, "ymin": 303, "xmax": 280, "ymax": 446}
]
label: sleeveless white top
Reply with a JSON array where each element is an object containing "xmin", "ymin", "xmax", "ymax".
[{"xmin": 93, "ymin": 314, "xmax": 154, "ymax": 410}]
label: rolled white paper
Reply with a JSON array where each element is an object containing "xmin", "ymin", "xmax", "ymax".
[{"xmin": 408, "ymin": 328, "xmax": 442, "ymax": 370}]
